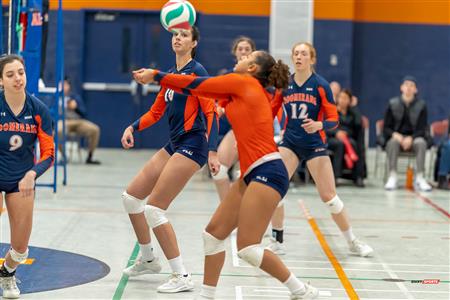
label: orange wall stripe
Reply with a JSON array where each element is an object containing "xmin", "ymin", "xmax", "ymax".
[
  {"xmin": 354, "ymin": 0, "xmax": 449, "ymax": 26},
  {"xmin": 315, "ymin": 0, "xmax": 450, "ymax": 25},
  {"xmin": 314, "ymin": 0, "xmax": 356, "ymax": 21}
]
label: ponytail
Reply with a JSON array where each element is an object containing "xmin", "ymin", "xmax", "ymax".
[
  {"xmin": 268, "ymin": 60, "xmax": 290, "ymax": 89},
  {"xmin": 253, "ymin": 51, "xmax": 290, "ymax": 89}
]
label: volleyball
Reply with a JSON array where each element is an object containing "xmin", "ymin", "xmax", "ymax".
[{"xmin": 160, "ymin": 0, "xmax": 196, "ymax": 33}]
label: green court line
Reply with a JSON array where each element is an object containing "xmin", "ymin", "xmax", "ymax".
[{"xmin": 112, "ymin": 242, "xmax": 140, "ymax": 300}]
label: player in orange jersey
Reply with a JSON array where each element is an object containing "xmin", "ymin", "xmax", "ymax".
[
  {"xmin": 133, "ymin": 50, "xmax": 319, "ymax": 299},
  {"xmin": 213, "ymin": 36, "xmax": 256, "ymax": 202}
]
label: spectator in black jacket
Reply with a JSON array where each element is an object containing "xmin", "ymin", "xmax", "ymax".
[
  {"xmin": 382, "ymin": 76, "xmax": 431, "ymax": 191},
  {"xmin": 327, "ymin": 89, "xmax": 365, "ymax": 187}
]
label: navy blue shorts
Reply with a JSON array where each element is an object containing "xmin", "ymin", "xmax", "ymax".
[
  {"xmin": 243, "ymin": 159, "xmax": 289, "ymax": 198},
  {"xmin": 0, "ymin": 181, "xmax": 20, "ymax": 194},
  {"xmin": 164, "ymin": 131, "xmax": 208, "ymax": 167},
  {"xmin": 278, "ymin": 139, "xmax": 328, "ymax": 162}
]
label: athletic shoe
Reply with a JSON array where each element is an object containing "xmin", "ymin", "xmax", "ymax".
[
  {"xmin": 290, "ymin": 282, "xmax": 319, "ymax": 299},
  {"xmin": 122, "ymin": 257, "xmax": 162, "ymax": 277},
  {"xmin": 384, "ymin": 176, "xmax": 397, "ymax": 190},
  {"xmin": 266, "ymin": 238, "xmax": 286, "ymax": 255},
  {"xmin": 157, "ymin": 272, "xmax": 194, "ymax": 293},
  {"xmin": 414, "ymin": 177, "xmax": 432, "ymax": 192},
  {"xmin": 0, "ymin": 275, "xmax": 20, "ymax": 299},
  {"xmin": 349, "ymin": 239, "xmax": 373, "ymax": 257}
]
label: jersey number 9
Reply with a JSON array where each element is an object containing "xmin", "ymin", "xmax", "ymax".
[{"xmin": 9, "ymin": 135, "xmax": 23, "ymax": 151}]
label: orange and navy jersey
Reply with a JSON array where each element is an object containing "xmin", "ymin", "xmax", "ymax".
[
  {"xmin": 0, "ymin": 91, "xmax": 54, "ymax": 182},
  {"xmin": 272, "ymin": 73, "xmax": 338, "ymax": 148},
  {"xmin": 132, "ymin": 60, "xmax": 218, "ymax": 151},
  {"xmin": 153, "ymin": 71, "xmax": 280, "ymax": 176}
]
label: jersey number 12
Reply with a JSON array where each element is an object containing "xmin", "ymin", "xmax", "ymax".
[{"xmin": 290, "ymin": 103, "xmax": 308, "ymax": 119}]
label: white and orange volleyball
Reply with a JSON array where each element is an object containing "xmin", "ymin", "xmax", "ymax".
[{"xmin": 160, "ymin": 0, "xmax": 196, "ymax": 33}]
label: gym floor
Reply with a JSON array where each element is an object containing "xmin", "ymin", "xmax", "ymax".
[{"xmin": 1, "ymin": 148, "xmax": 449, "ymax": 299}]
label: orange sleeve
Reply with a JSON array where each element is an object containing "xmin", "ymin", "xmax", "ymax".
[
  {"xmin": 318, "ymin": 86, "xmax": 339, "ymax": 130},
  {"xmin": 154, "ymin": 71, "xmax": 246, "ymax": 101},
  {"xmin": 198, "ymin": 97, "xmax": 219, "ymax": 151},
  {"xmin": 32, "ymin": 114, "xmax": 55, "ymax": 178},
  {"xmin": 131, "ymin": 88, "xmax": 167, "ymax": 131}
]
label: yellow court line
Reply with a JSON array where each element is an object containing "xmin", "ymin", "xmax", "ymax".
[
  {"xmin": 0, "ymin": 258, "xmax": 35, "ymax": 265},
  {"xmin": 298, "ymin": 200, "xmax": 359, "ymax": 300}
]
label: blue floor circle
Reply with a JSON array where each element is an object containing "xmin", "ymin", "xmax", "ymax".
[{"xmin": 0, "ymin": 243, "xmax": 110, "ymax": 294}]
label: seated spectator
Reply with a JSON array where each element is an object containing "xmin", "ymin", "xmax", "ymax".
[
  {"xmin": 327, "ymin": 89, "xmax": 365, "ymax": 187},
  {"xmin": 59, "ymin": 77, "xmax": 101, "ymax": 164},
  {"xmin": 435, "ymin": 114, "xmax": 450, "ymax": 190},
  {"xmin": 380, "ymin": 76, "xmax": 431, "ymax": 191}
]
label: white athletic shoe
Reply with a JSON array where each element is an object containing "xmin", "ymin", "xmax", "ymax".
[
  {"xmin": 384, "ymin": 176, "xmax": 397, "ymax": 190},
  {"xmin": 290, "ymin": 282, "xmax": 319, "ymax": 299},
  {"xmin": 266, "ymin": 238, "xmax": 286, "ymax": 255},
  {"xmin": 157, "ymin": 272, "xmax": 194, "ymax": 293},
  {"xmin": 415, "ymin": 177, "xmax": 432, "ymax": 192},
  {"xmin": 349, "ymin": 239, "xmax": 373, "ymax": 257},
  {"xmin": 0, "ymin": 275, "xmax": 20, "ymax": 299},
  {"xmin": 122, "ymin": 257, "xmax": 162, "ymax": 277}
]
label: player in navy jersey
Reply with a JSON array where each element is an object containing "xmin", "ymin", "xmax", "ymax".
[
  {"xmin": 268, "ymin": 42, "xmax": 373, "ymax": 257},
  {"xmin": 213, "ymin": 36, "xmax": 256, "ymax": 201},
  {"xmin": 120, "ymin": 26, "xmax": 219, "ymax": 293},
  {"xmin": 0, "ymin": 54, "xmax": 54, "ymax": 298}
]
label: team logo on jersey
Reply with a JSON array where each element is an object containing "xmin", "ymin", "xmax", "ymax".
[
  {"xmin": 315, "ymin": 147, "xmax": 326, "ymax": 152},
  {"xmin": 165, "ymin": 89, "xmax": 175, "ymax": 102},
  {"xmin": 0, "ymin": 112, "xmax": 5, "ymax": 117},
  {"xmin": 256, "ymin": 175, "xmax": 268, "ymax": 182},
  {"xmin": 24, "ymin": 115, "xmax": 33, "ymax": 119},
  {"xmin": 288, "ymin": 85, "xmax": 293, "ymax": 89},
  {"xmin": 306, "ymin": 88, "xmax": 313, "ymax": 91},
  {"xmin": 182, "ymin": 149, "xmax": 193, "ymax": 156}
]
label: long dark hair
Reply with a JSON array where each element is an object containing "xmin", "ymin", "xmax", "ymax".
[
  {"xmin": 190, "ymin": 25, "xmax": 200, "ymax": 58},
  {"xmin": 0, "ymin": 54, "xmax": 25, "ymax": 78},
  {"xmin": 253, "ymin": 51, "xmax": 290, "ymax": 89}
]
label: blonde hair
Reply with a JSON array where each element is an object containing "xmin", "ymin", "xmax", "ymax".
[{"xmin": 291, "ymin": 42, "xmax": 316, "ymax": 71}]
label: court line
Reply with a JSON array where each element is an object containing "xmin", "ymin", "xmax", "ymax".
[
  {"xmin": 0, "ymin": 258, "xmax": 34, "ymax": 265},
  {"xmin": 298, "ymin": 200, "xmax": 359, "ymax": 299},
  {"xmin": 251, "ymin": 286, "xmax": 450, "ymax": 294},
  {"xmin": 412, "ymin": 191, "xmax": 450, "ymax": 219},
  {"xmin": 235, "ymin": 286, "xmax": 243, "ymax": 300},
  {"xmin": 230, "ymin": 233, "xmax": 240, "ymax": 267},
  {"xmin": 377, "ymin": 257, "xmax": 414, "ymax": 299},
  {"xmin": 112, "ymin": 242, "xmax": 139, "ymax": 300},
  {"xmin": 30, "ymin": 207, "xmax": 450, "ymax": 224},
  {"xmin": 282, "ymin": 259, "xmax": 448, "ymax": 268},
  {"xmin": 232, "ymin": 264, "xmax": 450, "ymax": 274}
]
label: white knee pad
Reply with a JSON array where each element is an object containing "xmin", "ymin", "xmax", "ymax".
[
  {"xmin": 237, "ymin": 244, "xmax": 264, "ymax": 267},
  {"xmin": 9, "ymin": 247, "xmax": 28, "ymax": 263},
  {"xmin": 212, "ymin": 165, "xmax": 229, "ymax": 180},
  {"xmin": 122, "ymin": 191, "xmax": 145, "ymax": 214},
  {"xmin": 325, "ymin": 195, "xmax": 344, "ymax": 214},
  {"xmin": 144, "ymin": 205, "xmax": 169, "ymax": 228},
  {"xmin": 203, "ymin": 231, "xmax": 225, "ymax": 255}
]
